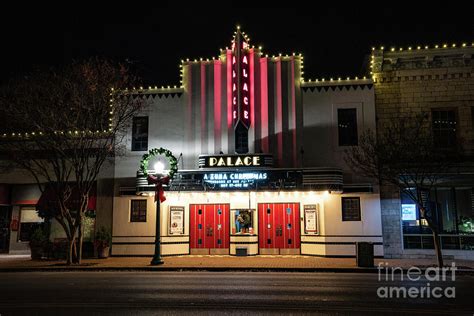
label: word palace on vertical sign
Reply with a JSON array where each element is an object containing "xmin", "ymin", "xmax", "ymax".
[{"xmin": 231, "ymin": 29, "xmax": 251, "ymax": 129}]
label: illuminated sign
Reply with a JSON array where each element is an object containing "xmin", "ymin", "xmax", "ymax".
[
  {"xmin": 199, "ymin": 154, "xmax": 273, "ymax": 169},
  {"xmin": 210, "ymin": 156, "xmax": 259, "ymax": 167},
  {"xmin": 203, "ymin": 172, "xmax": 268, "ymax": 189},
  {"xmin": 401, "ymin": 204, "xmax": 417, "ymax": 221},
  {"xmin": 231, "ymin": 30, "xmax": 251, "ymax": 128}
]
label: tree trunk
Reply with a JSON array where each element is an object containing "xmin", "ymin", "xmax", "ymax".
[
  {"xmin": 419, "ymin": 205, "xmax": 444, "ymax": 268},
  {"xmin": 76, "ymin": 196, "xmax": 88, "ymax": 265},
  {"xmin": 432, "ymin": 230, "xmax": 444, "ymax": 268},
  {"xmin": 67, "ymin": 236, "xmax": 76, "ymax": 265},
  {"xmin": 77, "ymin": 217, "xmax": 83, "ymax": 264}
]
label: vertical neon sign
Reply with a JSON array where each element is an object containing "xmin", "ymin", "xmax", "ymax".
[{"xmin": 231, "ymin": 30, "xmax": 251, "ymax": 128}]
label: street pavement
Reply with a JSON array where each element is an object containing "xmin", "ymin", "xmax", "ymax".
[
  {"xmin": 1, "ymin": 254, "xmax": 474, "ymax": 271},
  {"xmin": 0, "ymin": 271, "xmax": 472, "ymax": 315}
]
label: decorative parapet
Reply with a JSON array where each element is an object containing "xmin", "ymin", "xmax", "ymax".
[{"xmin": 371, "ymin": 44, "xmax": 474, "ymax": 81}]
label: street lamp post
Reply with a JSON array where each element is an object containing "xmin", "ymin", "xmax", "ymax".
[
  {"xmin": 151, "ymin": 197, "xmax": 164, "ymax": 265},
  {"xmin": 139, "ymin": 149, "xmax": 177, "ymax": 267},
  {"xmin": 151, "ymin": 162, "xmax": 166, "ymax": 266}
]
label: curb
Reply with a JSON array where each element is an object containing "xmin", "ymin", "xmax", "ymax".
[{"xmin": 0, "ymin": 267, "xmax": 473, "ymax": 274}]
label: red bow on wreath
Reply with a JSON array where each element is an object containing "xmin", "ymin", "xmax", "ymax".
[{"xmin": 147, "ymin": 175, "xmax": 170, "ymax": 203}]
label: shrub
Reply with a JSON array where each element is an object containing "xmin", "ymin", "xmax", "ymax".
[
  {"xmin": 94, "ymin": 226, "xmax": 111, "ymax": 249},
  {"xmin": 29, "ymin": 226, "xmax": 48, "ymax": 248}
]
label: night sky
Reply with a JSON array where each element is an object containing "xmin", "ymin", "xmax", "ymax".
[{"xmin": 1, "ymin": 4, "xmax": 472, "ymax": 86}]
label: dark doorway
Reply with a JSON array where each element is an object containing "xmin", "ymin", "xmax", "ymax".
[{"xmin": 0, "ymin": 206, "xmax": 12, "ymax": 253}]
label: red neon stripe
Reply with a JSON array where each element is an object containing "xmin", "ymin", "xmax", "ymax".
[
  {"xmin": 291, "ymin": 58, "xmax": 297, "ymax": 167},
  {"xmin": 186, "ymin": 65, "xmax": 193, "ymax": 159},
  {"xmin": 226, "ymin": 50, "xmax": 233, "ymax": 131},
  {"xmin": 260, "ymin": 58, "xmax": 269, "ymax": 152},
  {"xmin": 276, "ymin": 60, "xmax": 283, "ymax": 165},
  {"xmin": 201, "ymin": 64, "xmax": 206, "ymax": 151},
  {"xmin": 249, "ymin": 49, "xmax": 255, "ymax": 129},
  {"xmin": 214, "ymin": 60, "xmax": 222, "ymax": 152}
]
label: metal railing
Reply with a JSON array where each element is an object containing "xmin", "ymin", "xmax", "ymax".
[{"xmin": 403, "ymin": 234, "xmax": 474, "ymax": 250}]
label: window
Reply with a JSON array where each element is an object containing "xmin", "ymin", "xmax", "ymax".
[
  {"xmin": 402, "ymin": 187, "xmax": 474, "ymax": 250},
  {"xmin": 130, "ymin": 200, "xmax": 147, "ymax": 222},
  {"xmin": 235, "ymin": 122, "xmax": 249, "ymax": 154},
  {"xmin": 231, "ymin": 209, "xmax": 254, "ymax": 234},
  {"xmin": 341, "ymin": 197, "xmax": 361, "ymax": 221},
  {"xmin": 338, "ymin": 108, "xmax": 358, "ymax": 146},
  {"xmin": 432, "ymin": 109, "xmax": 456, "ymax": 149},
  {"xmin": 456, "ymin": 188, "xmax": 474, "ymax": 234},
  {"xmin": 19, "ymin": 207, "xmax": 44, "ymax": 242},
  {"xmin": 131, "ymin": 116, "xmax": 149, "ymax": 151}
]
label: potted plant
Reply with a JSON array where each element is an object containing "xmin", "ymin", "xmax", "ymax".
[
  {"xmin": 29, "ymin": 226, "xmax": 48, "ymax": 260},
  {"xmin": 94, "ymin": 226, "xmax": 112, "ymax": 259}
]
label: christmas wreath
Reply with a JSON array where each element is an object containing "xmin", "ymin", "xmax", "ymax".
[
  {"xmin": 139, "ymin": 147, "xmax": 178, "ymax": 203},
  {"xmin": 139, "ymin": 147, "xmax": 178, "ymax": 178}
]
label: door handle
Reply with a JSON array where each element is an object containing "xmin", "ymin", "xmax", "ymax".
[
  {"xmin": 276, "ymin": 225, "xmax": 283, "ymax": 236},
  {"xmin": 206, "ymin": 226, "xmax": 213, "ymax": 236}
]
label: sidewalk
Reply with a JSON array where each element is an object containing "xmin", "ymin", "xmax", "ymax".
[{"xmin": 1, "ymin": 254, "xmax": 473, "ymax": 272}]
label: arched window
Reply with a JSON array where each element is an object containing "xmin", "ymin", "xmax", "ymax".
[{"xmin": 235, "ymin": 122, "xmax": 248, "ymax": 154}]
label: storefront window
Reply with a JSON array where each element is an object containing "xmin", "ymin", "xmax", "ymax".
[
  {"xmin": 402, "ymin": 187, "xmax": 474, "ymax": 249},
  {"xmin": 435, "ymin": 188, "xmax": 457, "ymax": 233},
  {"xmin": 19, "ymin": 207, "xmax": 44, "ymax": 242},
  {"xmin": 456, "ymin": 188, "xmax": 474, "ymax": 234},
  {"xmin": 231, "ymin": 209, "xmax": 254, "ymax": 235},
  {"xmin": 401, "ymin": 189, "xmax": 437, "ymax": 235}
]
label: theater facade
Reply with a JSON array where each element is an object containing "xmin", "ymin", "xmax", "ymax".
[{"xmin": 111, "ymin": 28, "xmax": 383, "ymax": 257}]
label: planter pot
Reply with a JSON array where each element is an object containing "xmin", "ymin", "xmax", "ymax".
[
  {"xmin": 97, "ymin": 246, "xmax": 110, "ymax": 259},
  {"xmin": 30, "ymin": 246, "xmax": 43, "ymax": 260}
]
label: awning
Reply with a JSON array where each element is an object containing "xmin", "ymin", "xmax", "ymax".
[
  {"xmin": 37, "ymin": 183, "xmax": 96, "ymax": 215},
  {"xmin": 11, "ymin": 184, "xmax": 42, "ymax": 205}
]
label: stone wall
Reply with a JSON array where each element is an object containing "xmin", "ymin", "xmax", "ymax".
[{"xmin": 372, "ymin": 45, "xmax": 474, "ymax": 257}]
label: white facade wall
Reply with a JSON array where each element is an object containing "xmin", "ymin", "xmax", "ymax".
[
  {"xmin": 302, "ymin": 83, "xmax": 375, "ymax": 183},
  {"xmin": 112, "ymin": 191, "xmax": 383, "ymax": 257}
]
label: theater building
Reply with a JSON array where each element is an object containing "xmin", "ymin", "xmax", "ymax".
[
  {"xmin": 111, "ymin": 28, "xmax": 383, "ymax": 257},
  {"xmin": 2, "ymin": 29, "xmax": 471, "ymax": 260}
]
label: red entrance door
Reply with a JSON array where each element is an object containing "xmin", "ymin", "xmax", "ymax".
[
  {"xmin": 190, "ymin": 204, "xmax": 230, "ymax": 254},
  {"xmin": 258, "ymin": 203, "xmax": 300, "ymax": 254}
]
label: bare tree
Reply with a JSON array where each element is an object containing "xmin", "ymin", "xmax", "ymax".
[
  {"xmin": 345, "ymin": 113, "xmax": 461, "ymax": 267},
  {"xmin": 0, "ymin": 58, "xmax": 143, "ymax": 264}
]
